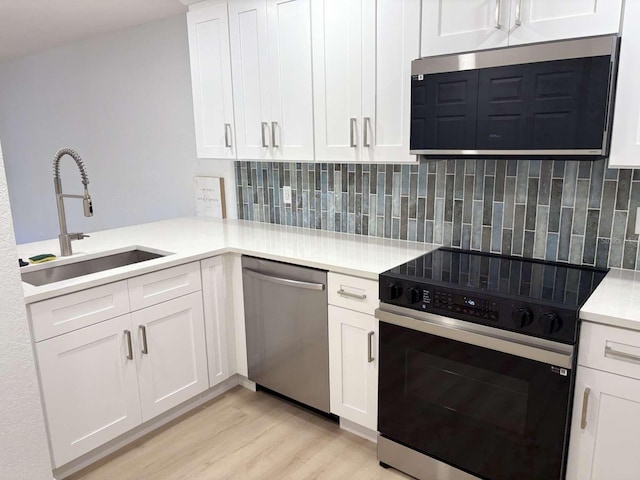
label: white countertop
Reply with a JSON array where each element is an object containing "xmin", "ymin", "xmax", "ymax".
[
  {"xmin": 580, "ymin": 267, "xmax": 640, "ymax": 332},
  {"xmin": 18, "ymin": 217, "xmax": 438, "ymax": 304}
]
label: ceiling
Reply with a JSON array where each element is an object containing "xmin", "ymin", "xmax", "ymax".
[{"xmin": 0, "ymin": 0, "xmax": 188, "ymax": 62}]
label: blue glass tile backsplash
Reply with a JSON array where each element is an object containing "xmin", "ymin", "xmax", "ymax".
[{"xmin": 235, "ymin": 159, "xmax": 640, "ymax": 270}]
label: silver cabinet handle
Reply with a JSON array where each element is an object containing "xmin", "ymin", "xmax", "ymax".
[
  {"xmin": 224, "ymin": 123, "xmax": 232, "ymax": 148},
  {"xmin": 243, "ymin": 268, "xmax": 325, "ymax": 291},
  {"xmin": 124, "ymin": 330, "xmax": 133, "ymax": 360},
  {"xmin": 515, "ymin": 0, "xmax": 522, "ymax": 27},
  {"xmin": 271, "ymin": 121, "xmax": 279, "ymax": 148},
  {"xmin": 580, "ymin": 387, "xmax": 591, "ymax": 430},
  {"xmin": 367, "ymin": 331, "xmax": 375, "ymax": 363},
  {"xmin": 494, "ymin": 0, "xmax": 501, "ymax": 29},
  {"xmin": 139, "ymin": 325, "xmax": 149, "ymax": 354},
  {"xmin": 605, "ymin": 345, "xmax": 640, "ymax": 363},
  {"xmin": 261, "ymin": 122, "xmax": 269, "ymax": 148},
  {"xmin": 363, "ymin": 117, "xmax": 371, "ymax": 147},
  {"xmin": 350, "ymin": 118, "xmax": 357, "ymax": 147},
  {"xmin": 337, "ymin": 289, "xmax": 367, "ymax": 300}
]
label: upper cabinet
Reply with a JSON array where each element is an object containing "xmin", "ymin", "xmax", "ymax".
[
  {"xmin": 229, "ymin": 0, "xmax": 314, "ymax": 161},
  {"xmin": 608, "ymin": 0, "xmax": 640, "ymax": 168},
  {"xmin": 187, "ymin": 3, "xmax": 236, "ymax": 159},
  {"xmin": 421, "ymin": 0, "xmax": 623, "ymax": 57},
  {"xmin": 312, "ymin": 0, "xmax": 419, "ymax": 163}
]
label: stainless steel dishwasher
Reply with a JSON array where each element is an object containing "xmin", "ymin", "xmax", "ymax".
[{"xmin": 242, "ymin": 256, "xmax": 330, "ymax": 413}]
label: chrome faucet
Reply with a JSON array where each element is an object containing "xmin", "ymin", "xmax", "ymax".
[{"xmin": 53, "ymin": 148, "xmax": 93, "ymax": 256}]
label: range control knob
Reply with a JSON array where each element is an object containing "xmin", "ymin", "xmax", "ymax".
[
  {"xmin": 387, "ymin": 283, "xmax": 403, "ymax": 300},
  {"xmin": 406, "ymin": 286, "xmax": 422, "ymax": 304},
  {"xmin": 511, "ymin": 307, "xmax": 534, "ymax": 328},
  {"xmin": 539, "ymin": 312, "xmax": 563, "ymax": 334}
]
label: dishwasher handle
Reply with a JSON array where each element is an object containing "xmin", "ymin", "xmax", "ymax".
[{"xmin": 243, "ymin": 268, "xmax": 325, "ymax": 291}]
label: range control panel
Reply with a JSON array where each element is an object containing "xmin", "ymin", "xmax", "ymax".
[{"xmin": 379, "ymin": 280, "xmax": 577, "ymax": 344}]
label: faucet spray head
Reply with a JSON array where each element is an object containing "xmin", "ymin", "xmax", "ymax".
[{"xmin": 83, "ymin": 188, "xmax": 93, "ymax": 217}]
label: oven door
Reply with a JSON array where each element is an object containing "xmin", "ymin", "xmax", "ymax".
[{"xmin": 377, "ymin": 306, "xmax": 575, "ymax": 480}]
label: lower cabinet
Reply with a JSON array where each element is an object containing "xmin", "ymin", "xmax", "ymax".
[
  {"xmin": 32, "ymin": 262, "xmax": 213, "ymax": 468},
  {"xmin": 566, "ymin": 367, "xmax": 640, "ymax": 479},
  {"xmin": 132, "ymin": 292, "xmax": 209, "ymax": 422},
  {"xmin": 35, "ymin": 315, "xmax": 142, "ymax": 467},
  {"xmin": 328, "ymin": 304, "xmax": 378, "ymax": 430}
]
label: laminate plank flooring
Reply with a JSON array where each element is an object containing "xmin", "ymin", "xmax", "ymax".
[{"xmin": 69, "ymin": 386, "xmax": 411, "ymax": 480}]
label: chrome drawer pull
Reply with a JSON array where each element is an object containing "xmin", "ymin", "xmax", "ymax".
[
  {"xmin": 515, "ymin": 0, "xmax": 522, "ymax": 27},
  {"xmin": 271, "ymin": 121, "xmax": 279, "ymax": 148},
  {"xmin": 337, "ymin": 289, "xmax": 367, "ymax": 300},
  {"xmin": 124, "ymin": 330, "xmax": 133, "ymax": 360},
  {"xmin": 261, "ymin": 122, "xmax": 269, "ymax": 148},
  {"xmin": 367, "ymin": 331, "xmax": 375, "ymax": 363},
  {"xmin": 494, "ymin": 0, "xmax": 501, "ymax": 29},
  {"xmin": 224, "ymin": 123, "xmax": 232, "ymax": 148},
  {"xmin": 605, "ymin": 345, "xmax": 640, "ymax": 363},
  {"xmin": 580, "ymin": 387, "xmax": 591, "ymax": 430},
  {"xmin": 350, "ymin": 118, "xmax": 357, "ymax": 147},
  {"xmin": 139, "ymin": 325, "xmax": 149, "ymax": 354}
]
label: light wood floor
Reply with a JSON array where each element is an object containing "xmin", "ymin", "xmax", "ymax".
[{"xmin": 69, "ymin": 386, "xmax": 411, "ymax": 480}]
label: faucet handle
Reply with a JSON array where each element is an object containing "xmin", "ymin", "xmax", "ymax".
[{"xmin": 70, "ymin": 233, "xmax": 90, "ymax": 241}]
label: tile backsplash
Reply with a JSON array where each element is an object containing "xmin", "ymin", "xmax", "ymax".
[{"xmin": 235, "ymin": 159, "xmax": 640, "ymax": 270}]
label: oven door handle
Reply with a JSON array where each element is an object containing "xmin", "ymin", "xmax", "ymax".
[{"xmin": 375, "ymin": 308, "xmax": 573, "ymax": 369}]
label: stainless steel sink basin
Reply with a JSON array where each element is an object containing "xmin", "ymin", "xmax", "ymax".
[{"xmin": 21, "ymin": 247, "xmax": 171, "ymax": 286}]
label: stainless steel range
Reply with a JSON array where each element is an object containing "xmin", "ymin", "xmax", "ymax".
[{"xmin": 375, "ymin": 248, "xmax": 607, "ymax": 480}]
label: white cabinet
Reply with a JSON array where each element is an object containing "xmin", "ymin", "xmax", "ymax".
[
  {"xmin": 608, "ymin": 0, "xmax": 640, "ymax": 168},
  {"xmin": 566, "ymin": 321, "xmax": 640, "ymax": 479},
  {"xmin": 35, "ymin": 315, "xmax": 142, "ymax": 467},
  {"xmin": 566, "ymin": 368, "xmax": 640, "ymax": 480},
  {"xmin": 229, "ymin": 0, "xmax": 314, "ymax": 161},
  {"xmin": 312, "ymin": 0, "xmax": 419, "ymax": 163},
  {"xmin": 420, "ymin": 0, "xmax": 510, "ymax": 57},
  {"xmin": 421, "ymin": 0, "xmax": 622, "ymax": 56},
  {"xmin": 507, "ymin": 0, "xmax": 623, "ymax": 46},
  {"xmin": 328, "ymin": 305, "xmax": 378, "ymax": 430},
  {"xmin": 327, "ymin": 272, "xmax": 379, "ymax": 430},
  {"xmin": 31, "ymin": 261, "xmax": 212, "ymax": 467},
  {"xmin": 187, "ymin": 3, "xmax": 236, "ymax": 159},
  {"xmin": 133, "ymin": 292, "xmax": 209, "ymax": 421},
  {"xmin": 201, "ymin": 256, "xmax": 230, "ymax": 388}
]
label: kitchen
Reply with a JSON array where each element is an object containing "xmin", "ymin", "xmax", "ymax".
[{"xmin": 1, "ymin": 1, "xmax": 640, "ymax": 479}]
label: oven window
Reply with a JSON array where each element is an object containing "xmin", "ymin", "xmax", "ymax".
[
  {"xmin": 379, "ymin": 321, "xmax": 571, "ymax": 480},
  {"xmin": 406, "ymin": 349, "xmax": 528, "ymax": 438}
]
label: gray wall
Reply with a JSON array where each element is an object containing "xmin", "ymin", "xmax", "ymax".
[
  {"xmin": 0, "ymin": 142, "xmax": 52, "ymax": 479},
  {"xmin": 236, "ymin": 159, "xmax": 640, "ymax": 270},
  {"xmin": 0, "ymin": 13, "xmax": 237, "ymax": 244}
]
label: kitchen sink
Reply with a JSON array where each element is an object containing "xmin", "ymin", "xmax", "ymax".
[{"xmin": 21, "ymin": 247, "xmax": 171, "ymax": 286}]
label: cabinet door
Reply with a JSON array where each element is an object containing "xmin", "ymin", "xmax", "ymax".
[
  {"xmin": 609, "ymin": 0, "xmax": 640, "ymax": 168},
  {"xmin": 35, "ymin": 315, "xmax": 141, "ymax": 467},
  {"xmin": 133, "ymin": 292, "xmax": 208, "ymax": 421},
  {"xmin": 267, "ymin": 0, "xmax": 314, "ymax": 161},
  {"xmin": 312, "ymin": 0, "xmax": 363, "ymax": 162},
  {"xmin": 361, "ymin": 0, "xmax": 419, "ymax": 163},
  {"xmin": 201, "ymin": 257, "xmax": 229, "ymax": 388},
  {"xmin": 566, "ymin": 367, "xmax": 640, "ymax": 480},
  {"xmin": 508, "ymin": 0, "xmax": 622, "ymax": 46},
  {"xmin": 187, "ymin": 3, "xmax": 236, "ymax": 159},
  {"xmin": 229, "ymin": 0, "xmax": 272, "ymax": 160},
  {"xmin": 328, "ymin": 305, "xmax": 378, "ymax": 430},
  {"xmin": 421, "ymin": 0, "xmax": 510, "ymax": 56}
]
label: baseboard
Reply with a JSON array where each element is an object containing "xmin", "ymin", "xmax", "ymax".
[
  {"xmin": 53, "ymin": 375, "xmax": 246, "ymax": 479},
  {"xmin": 339, "ymin": 418, "xmax": 378, "ymax": 443}
]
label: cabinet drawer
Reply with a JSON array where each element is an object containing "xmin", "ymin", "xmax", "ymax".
[
  {"xmin": 328, "ymin": 272, "xmax": 378, "ymax": 315},
  {"xmin": 29, "ymin": 281, "xmax": 130, "ymax": 342},
  {"xmin": 128, "ymin": 262, "xmax": 202, "ymax": 311},
  {"xmin": 579, "ymin": 322, "xmax": 640, "ymax": 380}
]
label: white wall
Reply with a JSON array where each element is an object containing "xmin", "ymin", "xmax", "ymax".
[
  {"xmin": 0, "ymin": 141, "xmax": 53, "ymax": 479},
  {"xmin": 0, "ymin": 13, "xmax": 237, "ymax": 245}
]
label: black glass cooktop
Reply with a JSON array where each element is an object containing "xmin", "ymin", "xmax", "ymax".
[{"xmin": 384, "ymin": 247, "xmax": 607, "ymax": 308}]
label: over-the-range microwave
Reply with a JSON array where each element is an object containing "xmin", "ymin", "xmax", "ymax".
[{"xmin": 410, "ymin": 35, "xmax": 619, "ymax": 159}]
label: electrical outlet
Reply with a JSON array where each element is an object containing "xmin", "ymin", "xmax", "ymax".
[{"xmin": 283, "ymin": 186, "xmax": 292, "ymax": 205}]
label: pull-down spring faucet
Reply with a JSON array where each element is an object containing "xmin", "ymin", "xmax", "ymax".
[{"xmin": 53, "ymin": 148, "xmax": 93, "ymax": 256}]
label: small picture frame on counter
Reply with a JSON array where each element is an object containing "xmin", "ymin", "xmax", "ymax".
[{"xmin": 194, "ymin": 176, "xmax": 226, "ymax": 219}]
